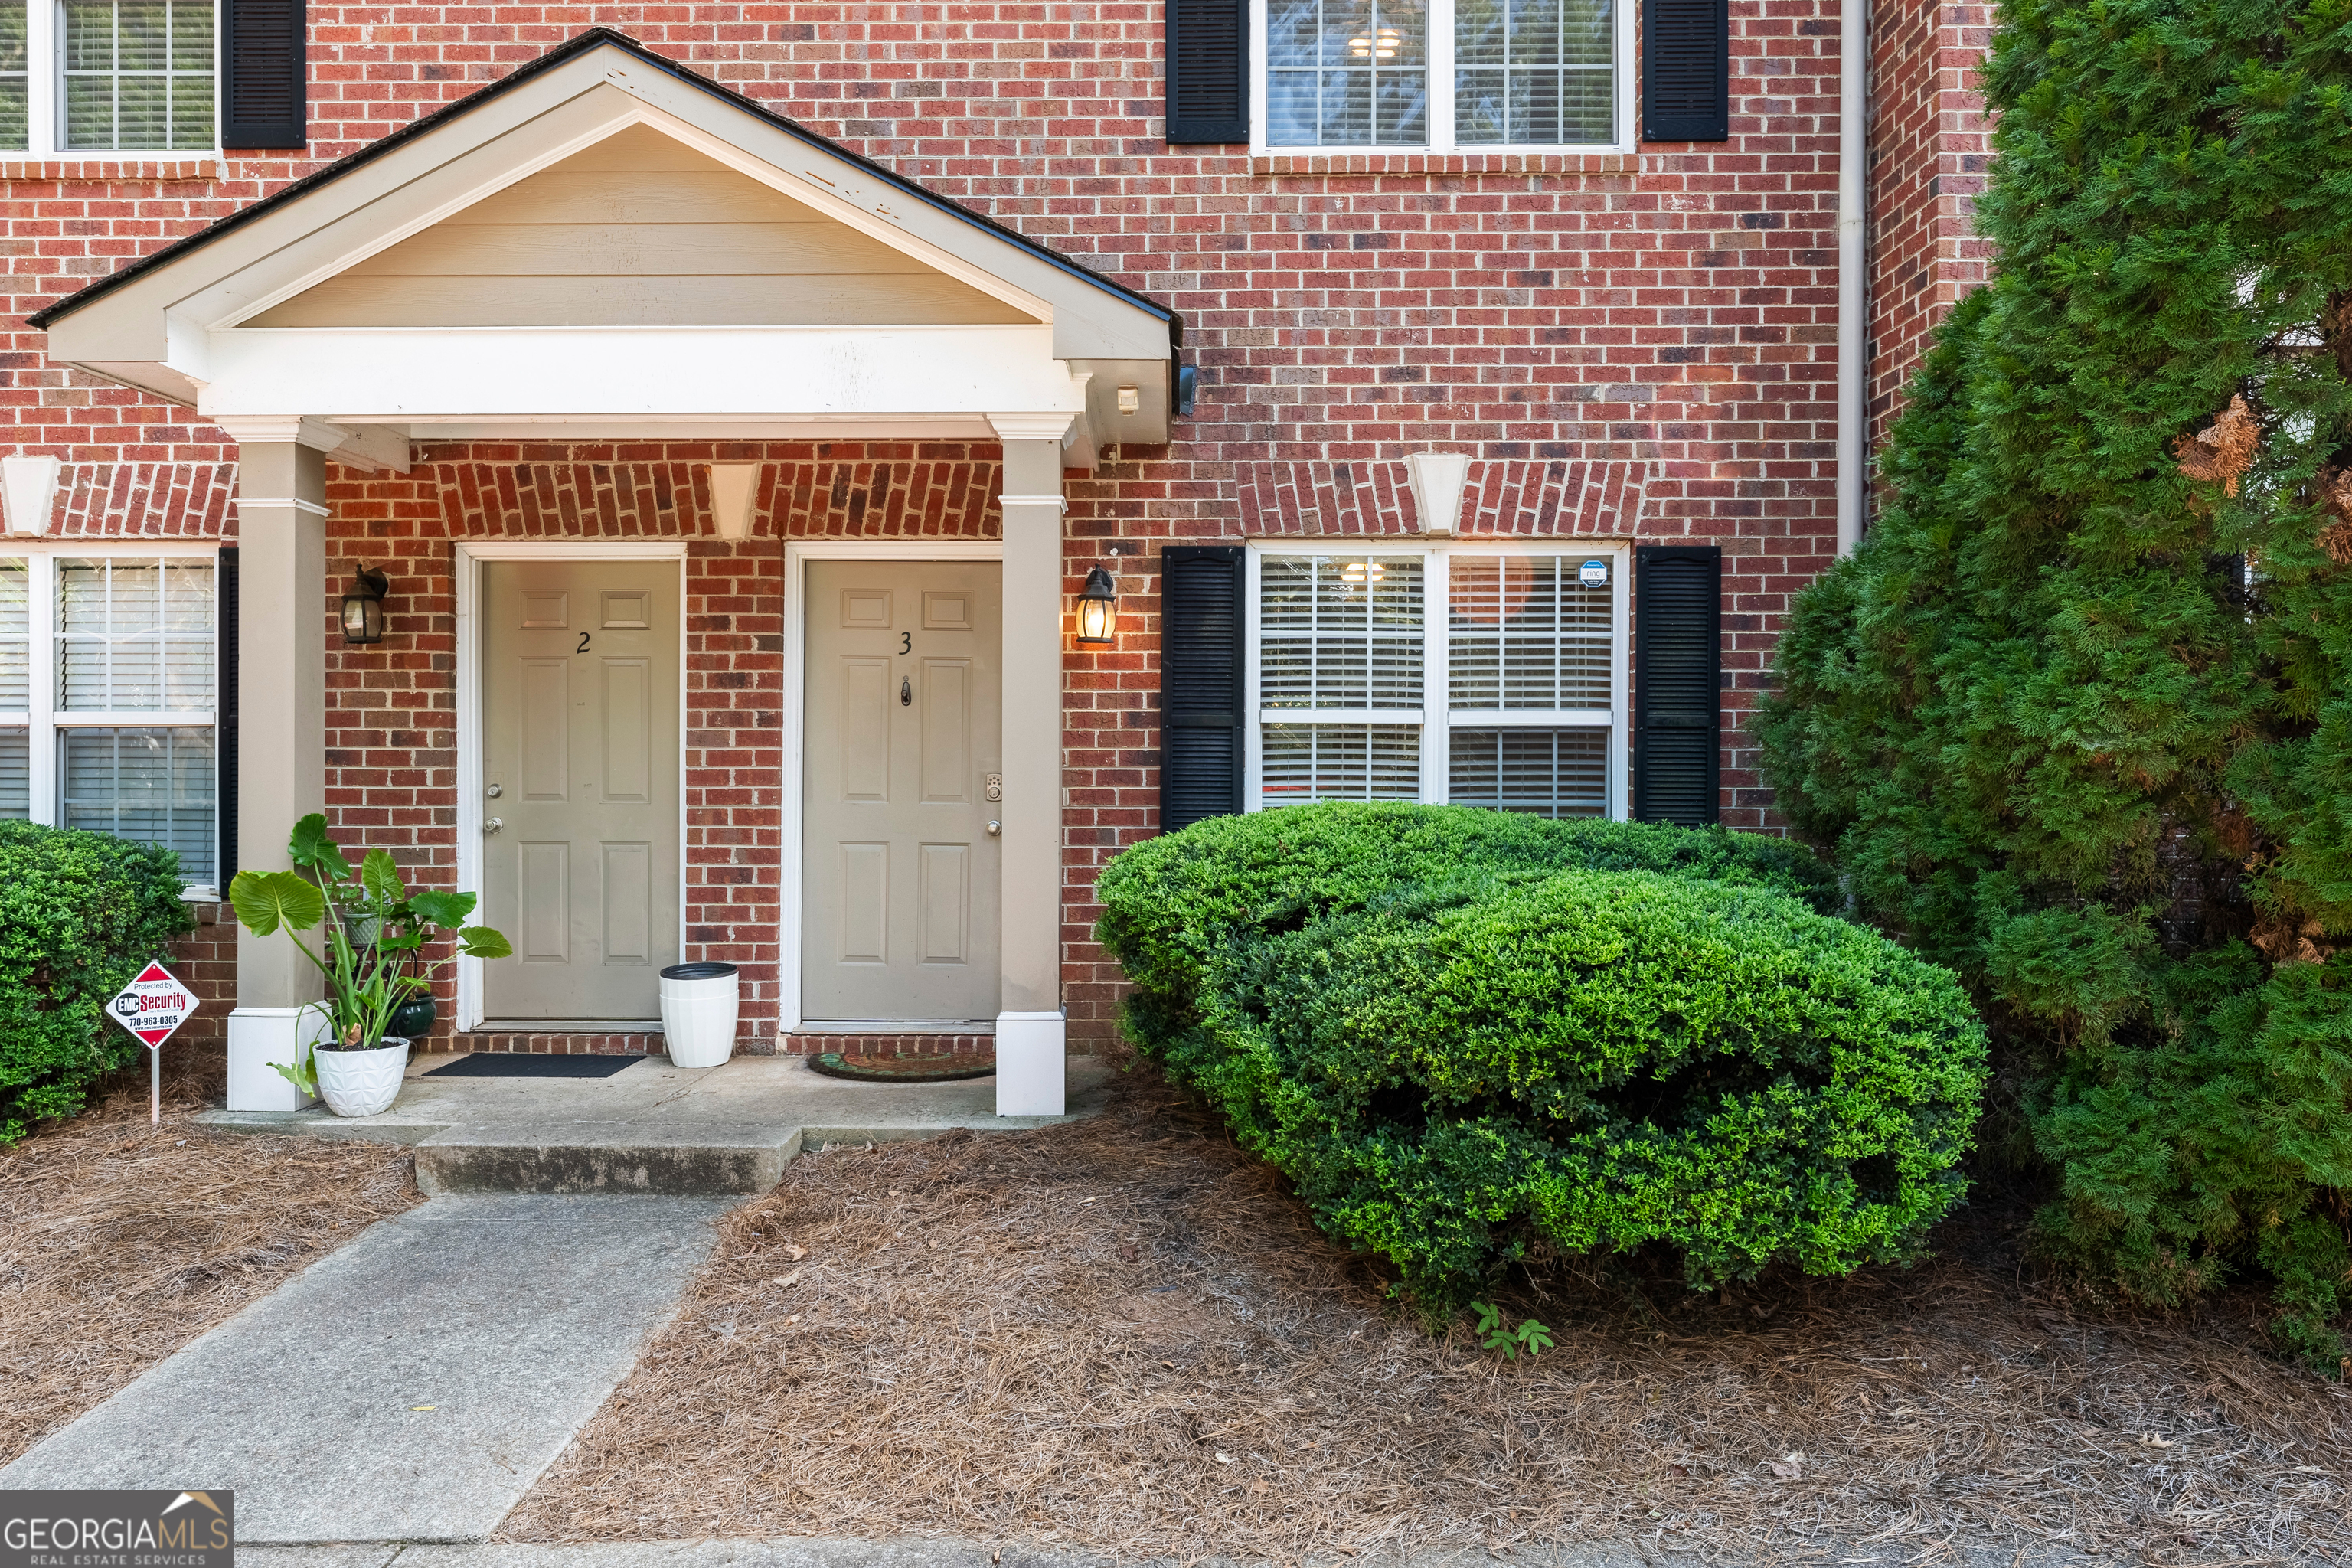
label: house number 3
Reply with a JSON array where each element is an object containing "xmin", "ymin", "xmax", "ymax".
[{"xmin": 900, "ymin": 632, "xmax": 911, "ymax": 654}]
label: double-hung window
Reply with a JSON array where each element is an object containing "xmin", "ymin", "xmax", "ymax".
[
  {"xmin": 0, "ymin": 0, "xmax": 217, "ymax": 155},
  {"xmin": 0, "ymin": 547, "xmax": 220, "ymax": 890},
  {"xmin": 1245, "ymin": 541, "xmax": 1630, "ymax": 818},
  {"xmin": 1259, "ymin": 0, "xmax": 1630, "ymax": 151}
]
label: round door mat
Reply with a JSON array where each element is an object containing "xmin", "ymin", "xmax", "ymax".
[{"xmin": 808, "ymin": 1050, "xmax": 997, "ymax": 1083}]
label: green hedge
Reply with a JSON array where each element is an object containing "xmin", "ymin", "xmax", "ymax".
[
  {"xmin": 0, "ymin": 822, "xmax": 194, "ymax": 1142},
  {"xmin": 1098, "ymin": 804, "xmax": 1986, "ymax": 1308}
]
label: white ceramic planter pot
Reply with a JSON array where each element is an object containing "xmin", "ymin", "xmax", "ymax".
[
  {"xmin": 315, "ymin": 1037, "xmax": 410, "ymax": 1118},
  {"xmin": 659, "ymin": 962, "xmax": 740, "ymax": 1069}
]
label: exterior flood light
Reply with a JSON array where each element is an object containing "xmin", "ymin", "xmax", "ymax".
[
  {"xmin": 341, "ymin": 566, "xmax": 390, "ymax": 645},
  {"xmin": 1076, "ymin": 564, "xmax": 1119, "ymax": 645}
]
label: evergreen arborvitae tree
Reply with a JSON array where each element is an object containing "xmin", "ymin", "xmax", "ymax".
[{"xmin": 1756, "ymin": 0, "xmax": 2352, "ymax": 1364}]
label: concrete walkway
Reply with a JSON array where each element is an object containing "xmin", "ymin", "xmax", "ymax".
[
  {"xmin": 196, "ymin": 1053, "xmax": 1112, "ymax": 1194},
  {"xmin": 0, "ymin": 1195, "xmax": 736, "ymax": 1542}
]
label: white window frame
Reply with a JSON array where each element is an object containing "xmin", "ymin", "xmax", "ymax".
[
  {"xmin": 0, "ymin": 541, "xmax": 221, "ymax": 892},
  {"xmin": 1250, "ymin": 0, "xmax": 1636, "ymax": 155},
  {"xmin": 10, "ymin": 0, "xmax": 220, "ymax": 160},
  {"xmin": 1243, "ymin": 538, "xmax": 1632, "ymax": 818}
]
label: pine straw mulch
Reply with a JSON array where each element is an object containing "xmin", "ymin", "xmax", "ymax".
[
  {"xmin": 504, "ymin": 1066, "xmax": 2352, "ymax": 1565},
  {"xmin": 0, "ymin": 1040, "xmax": 421, "ymax": 1465}
]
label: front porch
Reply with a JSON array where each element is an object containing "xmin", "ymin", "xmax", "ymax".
[
  {"xmin": 29, "ymin": 29, "xmax": 1180, "ymax": 1114},
  {"xmin": 198, "ymin": 1048, "xmax": 1115, "ymax": 1194}
]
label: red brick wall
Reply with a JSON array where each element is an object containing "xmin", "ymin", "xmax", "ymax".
[
  {"xmin": 318, "ymin": 443, "xmax": 1004, "ymax": 1052},
  {"xmin": 3, "ymin": 0, "xmax": 1873, "ymax": 1051},
  {"xmin": 168, "ymin": 899, "xmax": 237, "ymax": 1050},
  {"xmin": 1866, "ymin": 0, "xmax": 1995, "ymax": 452}
]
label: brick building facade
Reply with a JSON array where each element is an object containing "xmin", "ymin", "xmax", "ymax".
[{"xmin": 1, "ymin": 0, "xmax": 1991, "ymax": 1085}]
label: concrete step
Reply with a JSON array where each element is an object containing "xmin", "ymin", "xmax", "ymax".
[
  {"xmin": 198, "ymin": 1053, "xmax": 1111, "ymax": 1195},
  {"xmin": 410, "ymin": 1122, "xmax": 802, "ymax": 1196}
]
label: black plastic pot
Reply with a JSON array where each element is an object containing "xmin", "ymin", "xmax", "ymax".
[{"xmin": 389, "ymin": 995, "xmax": 436, "ymax": 1040}]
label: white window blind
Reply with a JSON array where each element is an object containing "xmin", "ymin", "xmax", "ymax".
[
  {"xmin": 57, "ymin": 555, "xmax": 214, "ymax": 710},
  {"xmin": 0, "ymin": 558, "xmax": 25, "ymax": 822},
  {"xmin": 1449, "ymin": 551, "xmax": 1611, "ymax": 710},
  {"xmin": 0, "ymin": 0, "xmax": 217, "ymax": 155},
  {"xmin": 0, "ymin": 550, "xmax": 217, "ymax": 884},
  {"xmin": 1453, "ymin": 0, "xmax": 1613, "ymax": 145},
  {"xmin": 1256, "ymin": 0, "xmax": 1628, "ymax": 151},
  {"xmin": 1263, "ymin": 721, "xmax": 1421, "ymax": 802},
  {"xmin": 1250, "ymin": 544, "xmax": 1627, "ymax": 818},
  {"xmin": 1266, "ymin": 0, "xmax": 1429, "ymax": 146},
  {"xmin": 1260, "ymin": 554, "xmax": 1424, "ymax": 708},
  {"xmin": 0, "ymin": 5, "xmax": 27, "ymax": 149},
  {"xmin": 62, "ymin": 0, "xmax": 212, "ymax": 150},
  {"xmin": 1449, "ymin": 726, "xmax": 1607, "ymax": 817}
]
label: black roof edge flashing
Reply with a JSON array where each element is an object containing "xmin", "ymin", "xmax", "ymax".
[{"xmin": 28, "ymin": 26, "xmax": 1176, "ymax": 339}]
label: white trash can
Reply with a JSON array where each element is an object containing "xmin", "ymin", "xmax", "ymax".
[{"xmin": 659, "ymin": 962, "xmax": 740, "ymax": 1068}]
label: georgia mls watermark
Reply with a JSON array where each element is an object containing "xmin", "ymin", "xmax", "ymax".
[{"xmin": 0, "ymin": 1491, "xmax": 233, "ymax": 1568}]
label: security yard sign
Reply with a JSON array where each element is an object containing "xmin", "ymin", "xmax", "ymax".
[{"xmin": 107, "ymin": 960, "xmax": 195, "ymax": 1123}]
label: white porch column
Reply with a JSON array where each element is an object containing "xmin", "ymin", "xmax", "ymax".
[
  {"xmin": 991, "ymin": 417, "xmax": 1071, "ymax": 1116},
  {"xmin": 217, "ymin": 420, "xmax": 335, "ymax": 1110}
]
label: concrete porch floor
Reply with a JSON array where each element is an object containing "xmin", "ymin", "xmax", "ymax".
[{"xmin": 194, "ymin": 1052, "xmax": 1113, "ymax": 1195}]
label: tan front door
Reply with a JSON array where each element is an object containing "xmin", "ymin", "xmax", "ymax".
[
  {"xmin": 803, "ymin": 560, "xmax": 1002, "ymax": 1021},
  {"xmin": 482, "ymin": 559, "xmax": 681, "ymax": 1019}
]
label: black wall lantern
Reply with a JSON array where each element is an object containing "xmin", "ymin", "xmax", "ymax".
[
  {"xmin": 341, "ymin": 566, "xmax": 390, "ymax": 645},
  {"xmin": 1076, "ymin": 564, "xmax": 1119, "ymax": 645}
]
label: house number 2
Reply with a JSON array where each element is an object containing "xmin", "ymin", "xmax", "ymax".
[{"xmin": 577, "ymin": 633, "xmax": 591, "ymax": 653}]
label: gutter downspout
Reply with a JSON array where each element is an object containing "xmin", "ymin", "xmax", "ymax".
[{"xmin": 1835, "ymin": 0, "xmax": 1869, "ymax": 557}]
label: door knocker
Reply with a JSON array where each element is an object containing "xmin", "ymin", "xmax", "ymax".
[{"xmin": 900, "ymin": 676, "xmax": 911, "ymax": 707}]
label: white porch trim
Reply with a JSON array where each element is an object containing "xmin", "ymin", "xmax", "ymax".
[
  {"xmin": 451, "ymin": 539, "xmax": 690, "ymax": 1033},
  {"xmin": 33, "ymin": 34, "xmax": 1178, "ymax": 464}
]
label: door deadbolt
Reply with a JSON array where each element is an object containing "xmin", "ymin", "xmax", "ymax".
[
  {"xmin": 984, "ymin": 773, "xmax": 1002, "ymax": 802},
  {"xmin": 485, "ymin": 782, "xmax": 502, "ymax": 799},
  {"xmin": 900, "ymin": 677, "xmax": 911, "ymax": 707}
]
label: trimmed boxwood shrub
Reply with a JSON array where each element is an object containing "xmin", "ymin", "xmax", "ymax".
[
  {"xmin": 1098, "ymin": 804, "xmax": 1987, "ymax": 1309},
  {"xmin": 1099, "ymin": 799, "xmax": 1840, "ymax": 1008},
  {"xmin": 0, "ymin": 822, "xmax": 194, "ymax": 1142}
]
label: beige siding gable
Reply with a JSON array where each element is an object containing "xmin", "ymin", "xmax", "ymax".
[{"xmin": 247, "ymin": 125, "xmax": 1038, "ymax": 328}]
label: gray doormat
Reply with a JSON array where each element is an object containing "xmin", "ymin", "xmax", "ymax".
[{"xmin": 427, "ymin": 1054, "xmax": 642, "ymax": 1079}]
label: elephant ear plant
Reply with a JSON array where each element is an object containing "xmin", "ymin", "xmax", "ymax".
[{"xmin": 229, "ymin": 814, "xmax": 513, "ymax": 1095}]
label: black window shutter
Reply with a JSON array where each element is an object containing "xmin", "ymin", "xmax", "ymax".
[
  {"xmin": 1167, "ymin": 0, "xmax": 1249, "ymax": 144},
  {"xmin": 1159, "ymin": 545, "xmax": 1246, "ymax": 831},
  {"xmin": 1643, "ymin": 0, "xmax": 1729, "ymax": 141},
  {"xmin": 217, "ymin": 546, "xmax": 239, "ymax": 887},
  {"xmin": 224, "ymin": 0, "xmax": 306, "ymax": 149},
  {"xmin": 1632, "ymin": 544, "xmax": 1720, "ymax": 826}
]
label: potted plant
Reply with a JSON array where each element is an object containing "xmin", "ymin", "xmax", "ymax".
[{"xmin": 229, "ymin": 814, "xmax": 513, "ymax": 1117}]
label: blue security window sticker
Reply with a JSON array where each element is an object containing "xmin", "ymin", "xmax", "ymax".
[{"xmin": 1579, "ymin": 559, "xmax": 1610, "ymax": 587}]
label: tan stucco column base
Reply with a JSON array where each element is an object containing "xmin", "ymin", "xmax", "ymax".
[
  {"xmin": 993, "ymin": 424, "xmax": 1068, "ymax": 1116},
  {"xmin": 219, "ymin": 426, "xmax": 332, "ymax": 1112}
]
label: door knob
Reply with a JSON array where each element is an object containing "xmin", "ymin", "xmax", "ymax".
[
  {"xmin": 985, "ymin": 820, "xmax": 1001, "ymax": 837},
  {"xmin": 485, "ymin": 817, "xmax": 503, "ymax": 835}
]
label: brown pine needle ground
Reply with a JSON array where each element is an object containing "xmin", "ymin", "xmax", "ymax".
[
  {"xmin": 0, "ymin": 1043, "xmax": 420, "ymax": 1465},
  {"xmin": 505, "ymin": 1067, "xmax": 2352, "ymax": 1564}
]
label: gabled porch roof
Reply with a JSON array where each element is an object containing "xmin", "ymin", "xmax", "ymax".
[{"xmin": 31, "ymin": 28, "xmax": 1178, "ymax": 469}]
